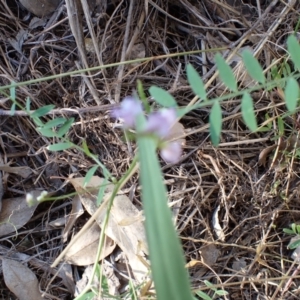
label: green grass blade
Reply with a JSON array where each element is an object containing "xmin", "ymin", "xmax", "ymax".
[
  {"xmin": 287, "ymin": 35, "xmax": 300, "ymax": 70},
  {"xmin": 136, "ymin": 117, "xmax": 193, "ymax": 300},
  {"xmin": 241, "ymin": 93, "xmax": 257, "ymax": 131},
  {"xmin": 284, "ymin": 77, "xmax": 299, "ymax": 112},
  {"xmin": 242, "ymin": 50, "xmax": 265, "ymax": 84},
  {"xmin": 186, "ymin": 64, "xmax": 207, "ymax": 100},
  {"xmin": 215, "ymin": 53, "xmax": 237, "ymax": 92},
  {"xmin": 209, "ymin": 101, "xmax": 222, "ymax": 146},
  {"xmin": 149, "ymin": 86, "xmax": 177, "ymax": 107}
]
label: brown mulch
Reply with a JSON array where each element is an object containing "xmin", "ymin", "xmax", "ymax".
[{"xmin": 1, "ymin": 0, "xmax": 300, "ymax": 299}]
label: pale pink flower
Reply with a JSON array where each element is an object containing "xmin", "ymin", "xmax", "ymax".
[
  {"xmin": 111, "ymin": 96, "xmax": 143, "ymax": 128},
  {"xmin": 160, "ymin": 141, "xmax": 182, "ymax": 164},
  {"xmin": 144, "ymin": 108, "xmax": 177, "ymax": 138}
]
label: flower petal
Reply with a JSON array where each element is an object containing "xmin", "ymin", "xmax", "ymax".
[
  {"xmin": 111, "ymin": 96, "xmax": 143, "ymax": 128},
  {"xmin": 145, "ymin": 108, "xmax": 177, "ymax": 138},
  {"xmin": 160, "ymin": 141, "xmax": 182, "ymax": 164}
]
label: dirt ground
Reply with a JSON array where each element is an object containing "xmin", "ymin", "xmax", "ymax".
[{"xmin": 1, "ymin": 0, "xmax": 300, "ymax": 299}]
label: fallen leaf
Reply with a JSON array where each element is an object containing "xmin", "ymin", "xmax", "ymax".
[
  {"xmin": 2, "ymin": 258, "xmax": 43, "ymax": 300},
  {"xmin": 65, "ymin": 221, "xmax": 115, "ymax": 266},
  {"xmin": 69, "ymin": 176, "xmax": 149, "ymax": 282},
  {"xmin": 63, "ymin": 194, "xmax": 84, "ymax": 242},
  {"xmin": 200, "ymin": 244, "xmax": 219, "ymax": 266},
  {"xmin": 8, "ymin": 29, "xmax": 28, "ymax": 54},
  {"xmin": 58, "ymin": 263, "xmax": 75, "ymax": 294},
  {"xmin": 19, "ymin": 0, "xmax": 61, "ymax": 17},
  {"xmin": 0, "ymin": 190, "xmax": 41, "ymax": 237},
  {"xmin": 0, "ymin": 164, "xmax": 32, "ymax": 178},
  {"xmin": 232, "ymin": 258, "xmax": 247, "ymax": 271},
  {"xmin": 127, "ymin": 43, "xmax": 146, "ymax": 68}
]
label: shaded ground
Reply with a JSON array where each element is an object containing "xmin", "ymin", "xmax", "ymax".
[{"xmin": 1, "ymin": 0, "xmax": 300, "ymax": 299}]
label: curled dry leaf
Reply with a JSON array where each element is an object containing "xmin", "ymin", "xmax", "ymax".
[
  {"xmin": 65, "ymin": 221, "xmax": 115, "ymax": 266},
  {"xmin": 212, "ymin": 205, "xmax": 225, "ymax": 241},
  {"xmin": 2, "ymin": 258, "xmax": 43, "ymax": 300},
  {"xmin": 0, "ymin": 190, "xmax": 41, "ymax": 237}
]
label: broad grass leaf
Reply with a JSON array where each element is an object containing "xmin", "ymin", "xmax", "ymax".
[
  {"xmin": 241, "ymin": 93, "xmax": 257, "ymax": 131},
  {"xmin": 186, "ymin": 64, "xmax": 206, "ymax": 100},
  {"xmin": 136, "ymin": 114, "xmax": 193, "ymax": 300},
  {"xmin": 47, "ymin": 142, "xmax": 74, "ymax": 151},
  {"xmin": 284, "ymin": 77, "xmax": 299, "ymax": 112},
  {"xmin": 242, "ymin": 50, "xmax": 265, "ymax": 84},
  {"xmin": 149, "ymin": 86, "xmax": 177, "ymax": 107},
  {"xmin": 209, "ymin": 101, "xmax": 222, "ymax": 146},
  {"xmin": 2, "ymin": 258, "xmax": 43, "ymax": 300},
  {"xmin": 287, "ymin": 35, "xmax": 300, "ymax": 70},
  {"xmin": 215, "ymin": 53, "xmax": 237, "ymax": 92},
  {"xmin": 31, "ymin": 104, "xmax": 55, "ymax": 118}
]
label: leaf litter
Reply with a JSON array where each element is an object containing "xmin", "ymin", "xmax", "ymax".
[{"xmin": 1, "ymin": 0, "xmax": 300, "ymax": 298}]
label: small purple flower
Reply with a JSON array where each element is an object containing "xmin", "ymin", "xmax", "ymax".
[
  {"xmin": 144, "ymin": 108, "xmax": 177, "ymax": 138},
  {"xmin": 111, "ymin": 96, "xmax": 143, "ymax": 128},
  {"xmin": 160, "ymin": 141, "xmax": 182, "ymax": 164}
]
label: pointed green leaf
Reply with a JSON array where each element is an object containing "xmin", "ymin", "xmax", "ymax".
[
  {"xmin": 241, "ymin": 93, "xmax": 257, "ymax": 131},
  {"xmin": 31, "ymin": 105, "xmax": 55, "ymax": 118},
  {"xmin": 57, "ymin": 118, "xmax": 74, "ymax": 137},
  {"xmin": 26, "ymin": 97, "xmax": 31, "ymax": 112},
  {"xmin": 284, "ymin": 77, "xmax": 299, "ymax": 112},
  {"xmin": 209, "ymin": 101, "xmax": 222, "ymax": 146},
  {"xmin": 195, "ymin": 291, "xmax": 213, "ymax": 300},
  {"xmin": 47, "ymin": 142, "xmax": 74, "ymax": 151},
  {"xmin": 37, "ymin": 127, "xmax": 57, "ymax": 137},
  {"xmin": 10, "ymin": 102, "xmax": 16, "ymax": 116},
  {"xmin": 283, "ymin": 228, "xmax": 295, "ymax": 235},
  {"xmin": 186, "ymin": 64, "xmax": 206, "ymax": 100},
  {"xmin": 292, "ymin": 223, "xmax": 297, "ymax": 233},
  {"xmin": 288, "ymin": 238, "xmax": 300, "ymax": 249},
  {"xmin": 277, "ymin": 116, "xmax": 284, "ymax": 137},
  {"xmin": 84, "ymin": 165, "xmax": 98, "ymax": 187},
  {"xmin": 242, "ymin": 50, "xmax": 265, "ymax": 84},
  {"xmin": 149, "ymin": 86, "xmax": 177, "ymax": 108},
  {"xmin": 10, "ymin": 84, "xmax": 16, "ymax": 101},
  {"xmin": 215, "ymin": 53, "xmax": 237, "ymax": 92},
  {"xmin": 287, "ymin": 35, "xmax": 300, "ymax": 70},
  {"xmin": 43, "ymin": 118, "xmax": 67, "ymax": 129}
]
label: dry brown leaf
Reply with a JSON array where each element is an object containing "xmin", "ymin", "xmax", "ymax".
[
  {"xmin": 0, "ymin": 190, "xmax": 41, "ymax": 237},
  {"xmin": 2, "ymin": 258, "xmax": 43, "ymax": 300},
  {"xmin": 232, "ymin": 258, "xmax": 247, "ymax": 271},
  {"xmin": 58, "ymin": 263, "xmax": 75, "ymax": 294},
  {"xmin": 185, "ymin": 259, "xmax": 202, "ymax": 268},
  {"xmin": 69, "ymin": 176, "xmax": 149, "ymax": 282},
  {"xmin": 166, "ymin": 122, "xmax": 186, "ymax": 146},
  {"xmin": 65, "ymin": 221, "xmax": 115, "ymax": 266},
  {"xmin": 200, "ymin": 244, "xmax": 220, "ymax": 267},
  {"xmin": 63, "ymin": 194, "xmax": 84, "ymax": 242},
  {"xmin": 19, "ymin": 0, "xmax": 61, "ymax": 17},
  {"xmin": 0, "ymin": 164, "xmax": 32, "ymax": 178}
]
